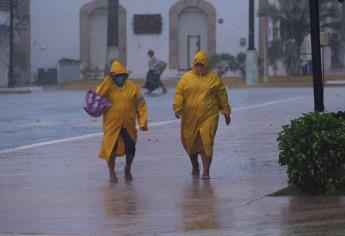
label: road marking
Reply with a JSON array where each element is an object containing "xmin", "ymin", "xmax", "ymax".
[
  {"xmin": 0, "ymin": 96, "xmax": 306, "ymax": 155},
  {"xmin": 233, "ymin": 96, "xmax": 306, "ymax": 111},
  {"xmin": 0, "ymin": 133, "xmax": 102, "ymax": 155}
]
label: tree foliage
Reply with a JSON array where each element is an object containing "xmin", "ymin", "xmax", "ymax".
[{"xmin": 259, "ymin": 0, "xmax": 343, "ymax": 74}]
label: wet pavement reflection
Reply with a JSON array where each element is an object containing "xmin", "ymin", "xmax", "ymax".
[
  {"xmin": 1, "ymin": 87, "xmax": 345, "ymax": 235},
  {"xmin": 181, "ymin": 180, "xmax": 219, "ymax": 231}
]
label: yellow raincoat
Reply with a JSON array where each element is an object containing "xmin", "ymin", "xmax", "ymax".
[
  {"xmin": 97, "ymin": 61, "xmax": 148, "ymax": 161},
  {"xmin": 173, "ymin": 51, "xmax": 231, "ymax": 157}
]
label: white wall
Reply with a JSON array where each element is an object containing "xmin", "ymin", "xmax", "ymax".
[
  {"xmin": 121, "ymin": 0, "xmax": 259, "ymax": 79},
  {"xmin": 120, "ymin": 0, "xmax": 171, "ymax": 79},
  {"xmin": 0, "ymin": 11, "xmax": 9, "ymax": 87},
  {"xmin": 0, "ymin": 10, "xmax": 9, "ymax": 25},
  {"xmin": 0, "ymin": 30, "xmax": 9, "ymax": 87},
  {"xmin": 211, "ymin": 0, "xmax": 260, "ymax": 55},
  {"xmin": 30, "ymin": 0, "xmax": 258, "ymax": 81},
  {"xmin": 30, "ymin": 0, "xmax": 91, "ymax": 81}
]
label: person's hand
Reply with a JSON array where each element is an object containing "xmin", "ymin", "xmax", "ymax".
[
  {"xmin": 140, "ymin": 126, "xmax": 148, "ymax": 131},
  {"xmin": 224, "ymin": 114, "xmax": 231, "ymax": 126},
  {"xmin": 175, "ymin": 111, "xmax": 181, "ymax": 119}
]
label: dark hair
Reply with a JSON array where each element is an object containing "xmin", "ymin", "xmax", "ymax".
[{"xmin": 147, "ymin": 49, "xmax": 154, "ymax": 56}]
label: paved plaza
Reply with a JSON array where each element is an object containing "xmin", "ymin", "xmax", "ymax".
[{"xmin": 1, "ymin": 86, "xmax": 345, "ymax": 235}]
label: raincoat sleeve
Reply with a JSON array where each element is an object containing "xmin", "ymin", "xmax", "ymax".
[
  {"xmin": 96, "ymin": 76, "xmax": 112, "ymax": 97},
  {"xmin": 135, "ymin": 86, "xmax": 148, "ymax": 129},
  {"xmin": 215, "ymin": 77, "xmax": 231, "ymax": 115},
  {"xmin": 173, "ymin": 77, "xmax": 185, "ymax": 113}
]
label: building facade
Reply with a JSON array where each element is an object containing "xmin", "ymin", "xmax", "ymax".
[
  {"xmin": 1, "ymin": 0, "xmax": 344, "ymax": 86},
  {"xmin": 0, "ymin": 0, "xmax": 30, "ymax": 87},
  {"xmin": 29, "ymin": 0, "xmax": 260, "ymax": 82},
  {"xmin": 0, "ymin": 0, "xmax": 9, "ymax": 86}
]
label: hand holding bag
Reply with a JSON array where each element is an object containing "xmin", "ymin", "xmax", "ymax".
[
  {"xmin": 156, "ymin": 60, "xmax": 167, "ymax": 75},
  {"xmin": 83, "ymin": 89, "xmax": 112, "ymax": 117}
]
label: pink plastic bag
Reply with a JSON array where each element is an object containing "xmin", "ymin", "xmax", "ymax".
[{"xmin": 83, "ymin": 89, "xmax": 112, "ymax": 117}]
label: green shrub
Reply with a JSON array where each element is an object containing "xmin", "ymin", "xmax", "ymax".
[
  {"xmin": 209, "ymin": 53, "xmax": 246, "ymax": 77},
  {"xmin": 277, "ymin": 112, "xmax": 345, "ymax": 193},
  {"xmin": 81, "ymin": 66, "xmax": 103, "ymax": 80}
]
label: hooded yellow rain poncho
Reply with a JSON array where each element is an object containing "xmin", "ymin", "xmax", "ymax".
[
  {"xmin": 97, "ymin": 60, "xmax": 148, "ymax": 161},
  {"xmin": 173, "ymin": 51, "xmax": 231, "ymax": 157}
]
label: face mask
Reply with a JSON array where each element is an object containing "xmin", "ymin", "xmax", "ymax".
[{"xmin": 115, "ymin": 76, "xmax": 126, "ymax": 87}]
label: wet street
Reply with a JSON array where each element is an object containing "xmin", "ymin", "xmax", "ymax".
[
  {"xmin": 1, "ymin": 85, "xmax": 345, "ymax": 235},
  {"xmin": 0, "ymin": 86, "xmax": 313, "ymax": 151}
]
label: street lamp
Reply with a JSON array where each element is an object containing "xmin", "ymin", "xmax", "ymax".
[
  {"xmin": 309, "ymin": 0, "xmax": 324, "ymax": 112},
  {"xmin": 104, "ymin": 0, "xmax": 119, "ymax": 74},
  {"xmin": 8, "ymin": 0, "xmax": 17, "ymax": 88},
  {"xmin": 308, "ymin": 0, "xmax": 344, "ymax": 112},
  {"xmin": 245, "ymin": 0, "xmax": 258, "ymax": 85}
]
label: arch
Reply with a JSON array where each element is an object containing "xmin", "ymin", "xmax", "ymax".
[
  {"xmin": 169, "ymin": 0, "xmax": 216, "ymax": 69},
  {"xmin": 80, "ymin": 0, "xmax": 127, "ymax": 68}
]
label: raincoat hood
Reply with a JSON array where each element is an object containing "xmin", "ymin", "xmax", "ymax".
[
  {"xmin": 193, "ymin": 50, "xmax": 209, "ymax": 68},
  {"xmin": 111, "ymin": 60, "xmax": 128, "ymax": 76}
]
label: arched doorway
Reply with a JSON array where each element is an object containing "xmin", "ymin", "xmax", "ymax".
[
  {"xmin": 169, "ymin": 0, "xmax": 216, "ymax": 70},
  {"xmin": 80, "ymin": 0, "xmax": 127, "ymax": 70},
  {"xmin": 178, "ymin": 7, "xmax": 208, "ymax": 70},
  {"xmin": 89, "ymin": 8, "xmax": 107, "ymax": 70}
]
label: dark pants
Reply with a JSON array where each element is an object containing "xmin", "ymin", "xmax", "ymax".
[
  {"xmin": 113, "ymin": 128, "xmax": 136, "ymax": 155},
  {"xmin": 143, "ymin": 70, "xmax": 165, "ymax": 92}
]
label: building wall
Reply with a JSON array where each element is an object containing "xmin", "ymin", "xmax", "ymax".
[
  {"xmin": 0, "ymin": 27, "xmax": 9, "ymax": 87},
  {"xmin": 0, "ymin": 10, "xmax": 9, "ymax": 87},
  {"xmin": 13, "ymin": 0, "xmax": 31, "ymax": 86},
  {"xmin": 30, "ymin": 0, "xmax": 259, "ymax": 81},
  {"xmin": 30, "ymin": 0, "xmax": 90, "ymax": 82},
  {"xmin": 0, "ymin": 10, "xmax": 8, "ymax": 24},
  {"xmin": 121, "ymin": 0, "xmax": 259, "ymax": 78}
]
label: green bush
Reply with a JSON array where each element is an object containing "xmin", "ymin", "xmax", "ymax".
[
  {"xmin": 277, "ymin": 112, "xmax": 345, "ymax": 193},
  {"xmin": 81, "ymin": 66, "xmax": 103, "ymax": 80},
  {"xmin": 209, "ymin": 53, "xmax": 245, "ymax": 77}
]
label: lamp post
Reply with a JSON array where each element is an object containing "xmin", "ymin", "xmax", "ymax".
[
  {"xmin": 7, "ymin": 0, "xmax": 16, "ymax": 88},
  {"xmin": 309, "ymin": 0, "xmax": 324, "ymax": 112},
  {"xmin": 105, "ymin": 0, "xmax": 119, "ymax": 74},
  {"xmin": 245, "ymin": 0, "xmax": 258, "ymax": 84},
  {"xmin": 248, "ymin": 0, "xmax": 255, "ymax": 50}
]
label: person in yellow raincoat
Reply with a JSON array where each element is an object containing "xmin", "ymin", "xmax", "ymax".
[
  {"xmin": 173, "ymin": 51, "xmax": 231, "ymax": 179},
  {"xmin": 97, "ymin": 60, "xmax": 148, "ymax": 182}
]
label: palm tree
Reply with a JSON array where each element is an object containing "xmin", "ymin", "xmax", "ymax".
[
  {"xmin": 324, "ymin": 2, "xmax": 345, "ymax": 67},
  {"xmin": 259, "ymin": 0, "xmax": 342, "ymax": 75}
]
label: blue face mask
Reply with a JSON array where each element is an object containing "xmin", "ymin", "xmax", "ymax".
[{"xmin": 115, "ymin": 76, "xmax": 126, "ymax": 87}]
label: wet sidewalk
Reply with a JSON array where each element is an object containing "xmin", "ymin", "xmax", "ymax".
[{"xmin": 1, "ymin": 89, "xmax": 345, "ymax": 235}]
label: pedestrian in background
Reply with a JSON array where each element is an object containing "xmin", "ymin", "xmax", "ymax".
[
  {"xmin": 143, "ymin": 49, "xmax": 167, "ymax": 94},
  {"xmin": 173, "ymin": 50, "xmax": 231, "ymax": 179},
  {"xmin": 97, "ymin": 60, "xmax": 148, "ymax": 182}
]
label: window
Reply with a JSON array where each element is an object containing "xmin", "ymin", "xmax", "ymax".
[{"xmin": 0, "ymin": 0, "xmax": 10, "ymax": 11}]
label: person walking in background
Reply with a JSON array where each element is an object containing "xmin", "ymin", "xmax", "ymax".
[
  {"xmin": 143, "ymin": 49, "xmax": 167, "ymax": 94},
  {"xmin": 173, "ymin": 50, "xmax": 231, "ymax": 180},
  {"xmin": 97, "ymin": 60, "xmax": 148, "ymax": 182}
]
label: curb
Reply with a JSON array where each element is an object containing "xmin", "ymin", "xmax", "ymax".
[
  {"xmin": 0, "ymin": 86, "xmax": 44, "ymax": 94},
  {"xmin": 325, "ymin": 80, "xmax": 345, "ymax": 86}
]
